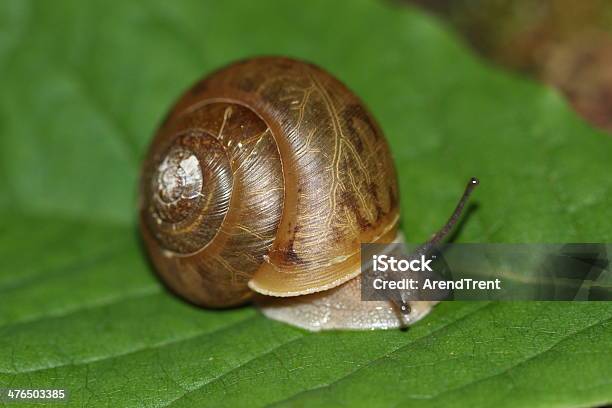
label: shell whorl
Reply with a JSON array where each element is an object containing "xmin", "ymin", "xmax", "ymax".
[
  {"xmin": 146, "ymin": 132, "xmax": 233, "ymax": 254},
  {"xmin": 141, "ymin": 102, "xmax": 284, "ymax": 307}
]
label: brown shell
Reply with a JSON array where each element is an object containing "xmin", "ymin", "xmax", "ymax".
[{"xmin": 139, "ymin": 57, "xmax": 399, "ymax": 307}]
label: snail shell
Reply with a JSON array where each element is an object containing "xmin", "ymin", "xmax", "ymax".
[{"xmin": 140, "ymin": 57, "xmax": 475, "ymax": 330}]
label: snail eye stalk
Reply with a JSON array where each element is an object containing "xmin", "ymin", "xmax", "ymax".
[{"xmin": 391, "ymin": 178, "xmax": 479, "ymax": 324}]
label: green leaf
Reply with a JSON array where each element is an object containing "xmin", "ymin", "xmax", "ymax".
[{"xmin": 0, "ymin": 0, "xmax": 611, "ymax": 407}]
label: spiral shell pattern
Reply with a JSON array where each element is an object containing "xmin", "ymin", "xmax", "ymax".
[
  {"xmin": 141, "ymin": 102, "xmax": 284, "ymax": 307},
  {"xmin": 140, "ymin": 57, "xmax": 399, "ymax": 307}
]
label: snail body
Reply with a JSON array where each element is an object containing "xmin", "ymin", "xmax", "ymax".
[{"xmin": 140, "ymin": 57, "xmax": 476, "ymax": 331}]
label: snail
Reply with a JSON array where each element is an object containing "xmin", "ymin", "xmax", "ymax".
[{"xmin": 139, "ymin": 56, "xmax": 478, "ymax": 331}]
